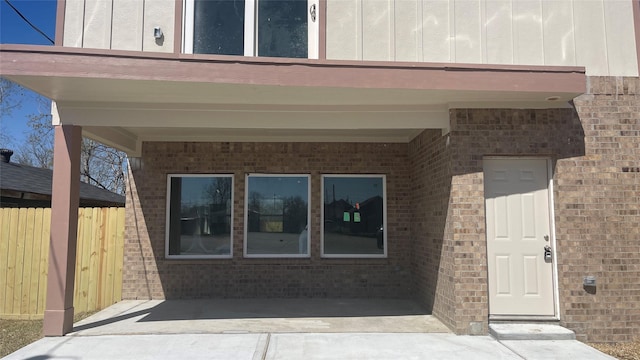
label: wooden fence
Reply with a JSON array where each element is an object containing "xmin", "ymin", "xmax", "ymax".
[{"xmin": 0, "ymin": 207, "xmax": 125, "ymax": 319}]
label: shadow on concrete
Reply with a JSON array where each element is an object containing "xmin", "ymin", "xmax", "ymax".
[{"xmin": 73, "ymin": 298, "xmax": 428, "ymax": 329}]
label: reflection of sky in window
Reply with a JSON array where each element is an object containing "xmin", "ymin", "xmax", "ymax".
[
  {"xmin": 181, "ymin": 177, "xmax": 227, "ymax": 205},
  {"xmin": 248, "ymin": 176, "xmax": 308, "ymax": 200},
  {"xmin": 324, "ymin": 177, "xmax": 382, "ymax": 204}
]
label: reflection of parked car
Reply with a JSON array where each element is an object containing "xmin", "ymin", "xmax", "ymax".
[{"xmin": 376, "ymin": 225, "xmax": 384, "ymax": 249}]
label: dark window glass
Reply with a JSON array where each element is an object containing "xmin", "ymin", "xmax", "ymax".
[
  {"xmin": 246, "ymin": 175, "xmax": 309, "ymax": 255},
  {"xmin": 323, "ymin": 176, "xmax": 385, "ymax": 256},
  {"xmin": 257, "ymin": 0, "xmax": 307, "ymax": 58},
  {"xmin": 168, "ymin": 176, "xmax": 233, "ymax": 256},
  {"xmin": 193, "ymin": 0, "xmax": 245, "ymax": 55}
]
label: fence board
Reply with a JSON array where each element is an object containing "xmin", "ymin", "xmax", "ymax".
[
  {"xmin": 36, "ymin": 209, "xmax": 51, "ymax": 315},
  {"xmin": 0, "ymin": 209, "xmax": 11, "ymax": 313},
  {"xmin": 20, "ymin": 208, "xmax": 36, "ymax": 314},
  {"xmin": 104, "ymin": 209, "xmax": 117, "ymax": 307},
  {"xmin": 86, "ymin": 208, "xmax": 100, "ymax": 312},
  {"xmin": 28, "ymin": 209, "xmax": 44, "ymax": 316},
  {"xmin": 5, "ymin": 208, "xmax": 19, "ymax": 315},
  {"xmin": 0, "ymin": 207, "xmax": 124, "ymax": 319}
]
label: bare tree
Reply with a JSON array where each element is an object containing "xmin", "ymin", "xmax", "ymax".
[
  {"xmin": 0, "ymin": 78, "xmax": 25, "ymax": 146},
  {"xmin": 11, "ymin": 92, "xmax": 127, "ymax": 194}
]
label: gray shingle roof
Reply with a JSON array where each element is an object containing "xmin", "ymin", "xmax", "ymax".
[{"xmin": 0, "ymin": 160, "xmax": 125, "ymax": 205}]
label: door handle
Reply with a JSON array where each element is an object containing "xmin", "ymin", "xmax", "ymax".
[
  {"xmin": 310, "ymin": 4, "xmax": 317, "ymax": 22},
  {"xmin": 544, "ymin": 245, "xmax": 552, "ymax": 262}
]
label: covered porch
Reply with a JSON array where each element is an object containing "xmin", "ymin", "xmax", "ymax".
[{"xmin": 0, "ymin": 44, "xmax": 586, "ymax": 336}]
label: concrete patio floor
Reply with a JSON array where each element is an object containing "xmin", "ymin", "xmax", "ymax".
[
  {"xmin": 3, "ymin": 299, "xmax": 616, "ymax": 359},
  {"xmin": 68, "ymin": 299, "xmax": 450, "ymax": 335}
]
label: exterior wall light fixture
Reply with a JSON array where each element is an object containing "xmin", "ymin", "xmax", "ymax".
[{"xmin": 154, "ymin": 27, "xmax": 164, "ymax": 40}]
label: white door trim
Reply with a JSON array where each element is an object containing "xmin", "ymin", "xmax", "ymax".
[{"xmin": 484, "ymin": 156, "xmax": 559, "ymax": 319}]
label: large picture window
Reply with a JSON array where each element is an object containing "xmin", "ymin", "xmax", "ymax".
[
  {"xmin": 166, "ymin": 174, "xmax": 233, "ymax": 259},
  {"xmin": 322, "ymin": 175, "xmax": 386, "ymax": 258},
  {"xmin": 244, "ymin": 174, "xmax": 310, "ymax": 257},
  {"xmin": 183, "ymin": 0, "xmax": 319, "ymax": 59}
]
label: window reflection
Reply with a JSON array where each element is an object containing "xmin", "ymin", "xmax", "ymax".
[
  {"xmin": 257, "ymin": 0, "xmax": 308, "ymax": 58},
  {"xmin": 246, "ymin": 175, "xmax": 310, "ymax": 256},
  {"xmin": 167, "ymin": 175, "xmax": 233, "ymax": 257},
  {"xmin": 193, "ymin": 0, "xmax": 245, "ymax": 55},
  {"xmin": 323, "ymin": 176, "xmax": 385, "ymax": 256}
]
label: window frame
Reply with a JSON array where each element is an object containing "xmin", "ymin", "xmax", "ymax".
[
  {"xmin": 182, "ymin": 0, "xmax": 319, "ymax": 59},
  {"xmin": 165, "ymin": 173, "xmax": 234, "ymax": 260},
  {"xmin": 320, "ymin": 174, "xmax": 388, "ymax": 259},
  {"xmin": 243, "ymin": 173, "xmax": 311, "ymax": 258}
]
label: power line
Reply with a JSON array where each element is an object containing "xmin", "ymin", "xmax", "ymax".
[{"xmin": 3, "ymin": 0, "xmax": 54, "ymax": 45}]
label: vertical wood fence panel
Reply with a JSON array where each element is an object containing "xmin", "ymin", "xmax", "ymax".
[{"xmin": 0, "ymin": 207, "xmax": 125, "ymax": 319}]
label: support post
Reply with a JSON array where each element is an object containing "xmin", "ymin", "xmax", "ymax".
[{"xmin": 43, "ymin": 125, "xmax": 82, "ymax": 336}]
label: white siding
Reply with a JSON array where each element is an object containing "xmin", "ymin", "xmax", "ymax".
[
  {"xmin": 453, "ymin": 0, "xmax": 482, "ymax": 63},
  {"xmin": 603, "ymin": 0, "xmax": 638, "ymax": 76},
  {"xmin": 82, "ymin": 0, "xmax": 113, "ymax": 49},
  {"xmin": 63, "ymin": 0, "xmax": 85, "ymax": 47},
  {"xmin": 484, "ymin": 0, "xmax": 513, "ymax": 65},
  {"xmin": 142, "ymin": 0, "xmax": 175, "ymax": 53},
  {"xmin": 362, "ymin": 0, "xmax": 394, "ymax": 61},
  {"xmin": 59, "ymin": 0, "xmax": 638, "ymax": 75},
  {"xmin": 327, "ymin": 0, "xmax": 639, "ymax": 76},
  {"xmin": 541, "ymin": 0, "xmax": 575, "ymax": 67},
  {"xmin": 394, "ymin": 0, "xmax": 420, "ymax": 62},
  {"xmin": 573, "ymin": 0, "xmax": 608, "ymax": 75},
  {"xmin": 326, "ymin": 0, "xmax": 362, "ymax": 60},
  {"xmin": 512, "ymin": 0, "xmax": 543, "ymax": 65},
  {"xmin": 61, "ymin": 0, "xmax": 173, "ymax": 53},
  {"xmin": 112, "ymin": 0, "xmax": 144, "ymax": 51},
  {"xmin": 421, "ymin": 0, "xmax": 451, "ymax": 62}
]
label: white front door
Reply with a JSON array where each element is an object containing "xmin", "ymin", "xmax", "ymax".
[{"xmin": 484, "ymin": 158, "xmax": 555, "ymax": 316}]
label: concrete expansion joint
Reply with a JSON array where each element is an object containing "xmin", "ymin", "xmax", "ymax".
[{"xmin": 255, "ymin": 333, "xmax": 271, "ymax": 360}]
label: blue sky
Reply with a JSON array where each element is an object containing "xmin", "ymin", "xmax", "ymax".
[{"xmin": 1, "ymin": 0, "xmax": 57, "ymax": 148}]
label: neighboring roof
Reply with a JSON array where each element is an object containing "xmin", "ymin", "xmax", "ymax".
[{"xmin": 0, "ymin": 160, "xmax": 125, "ymax": 206}]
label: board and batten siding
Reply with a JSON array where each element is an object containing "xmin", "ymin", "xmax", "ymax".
[
  {"xmin": 61, "ymin": 0, "xmax": 638, "ymax": 75},
  {"xmin": 62, "ymin": 0, "xmax": 174, "ymax": 53},
  {"xmin": 326, "ymin": 0, "xmax": 639, "ymax": 76}
]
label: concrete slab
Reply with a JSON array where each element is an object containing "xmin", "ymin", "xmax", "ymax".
[
  {"xmin": 2, "ymin": 300, "xmax": 616, "ymax": 360},
  {"xmin": 490, "ymin": 323, "xmax": 576, "ymax": 340},
  {"xmin": 3, "ymin": 334, "xmax": 268, "ymax": 360},
  {"xmin": 501, "ymin": 340, "xmax": 617, "ymax": 359},
  {"xmin": 265, "ymin": 333, "xmax": 521, "ymax": 360},
  {"xmin": 69, "ymin": 299, "xmax": 451, "ymax": 336},
  {"xmin": 3, "ymin": 332, "xmax": 615, "ymax": 360}
]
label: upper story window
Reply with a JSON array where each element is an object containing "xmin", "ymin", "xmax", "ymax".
[{"xmin": 183, "ymin": 0, "xmax": 318, "ymax": 59}]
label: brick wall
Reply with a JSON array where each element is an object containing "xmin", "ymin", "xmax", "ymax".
[
  {"xmin": 407, "ymin": 76, "xmax": 638, "ymax": 341},
  {"xmin": 123, "ymin": 77, "xmax": 639, "ymax": 342},
  {"xmin": 124, "ymin": 142, "xmax": 414, "ymax": 300},
  {"xmin": 444, "ymin": 107, "xmax": 584, "ymax": 335},
  {"xmin": 408, "ymin": 129, "xmax": 457, "ymax": 331},
  {"xmin": 409, "ymin": 107, "xmax": 584, "ymax": 334},
  {"xmin": 558, "ymin": 77, "xmax": 640, "ymax": 342}
]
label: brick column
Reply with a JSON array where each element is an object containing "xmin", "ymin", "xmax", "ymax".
[{"xmin": 43, "ymin": 125, "xmax": 82, "ymax": 336}]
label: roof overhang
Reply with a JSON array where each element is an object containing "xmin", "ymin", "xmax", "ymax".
[{"xmin": 0, "ymin": 45, "xmax": 586, "ymax": 156}]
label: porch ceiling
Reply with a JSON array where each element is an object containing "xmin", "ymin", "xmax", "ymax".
[{"xmin": 0, "ymin": 45, "xmax": 586, "ymax": 156}]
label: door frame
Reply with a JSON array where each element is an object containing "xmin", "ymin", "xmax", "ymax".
[{"xmin": 484, "ymin": 156, "xmax": 560, "ymax": 320}]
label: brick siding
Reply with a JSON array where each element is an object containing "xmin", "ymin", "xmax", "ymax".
[
  {"xmin": 124, "ymin": 143, "xmax": 414, "ymax": 300},
  {"xmin": 124, "ymin": 76, "xmax": 639, "ymax": 342},
  {"xmin": 558, "ymin": 77, "xmax": 640, "ymax": 342}
]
